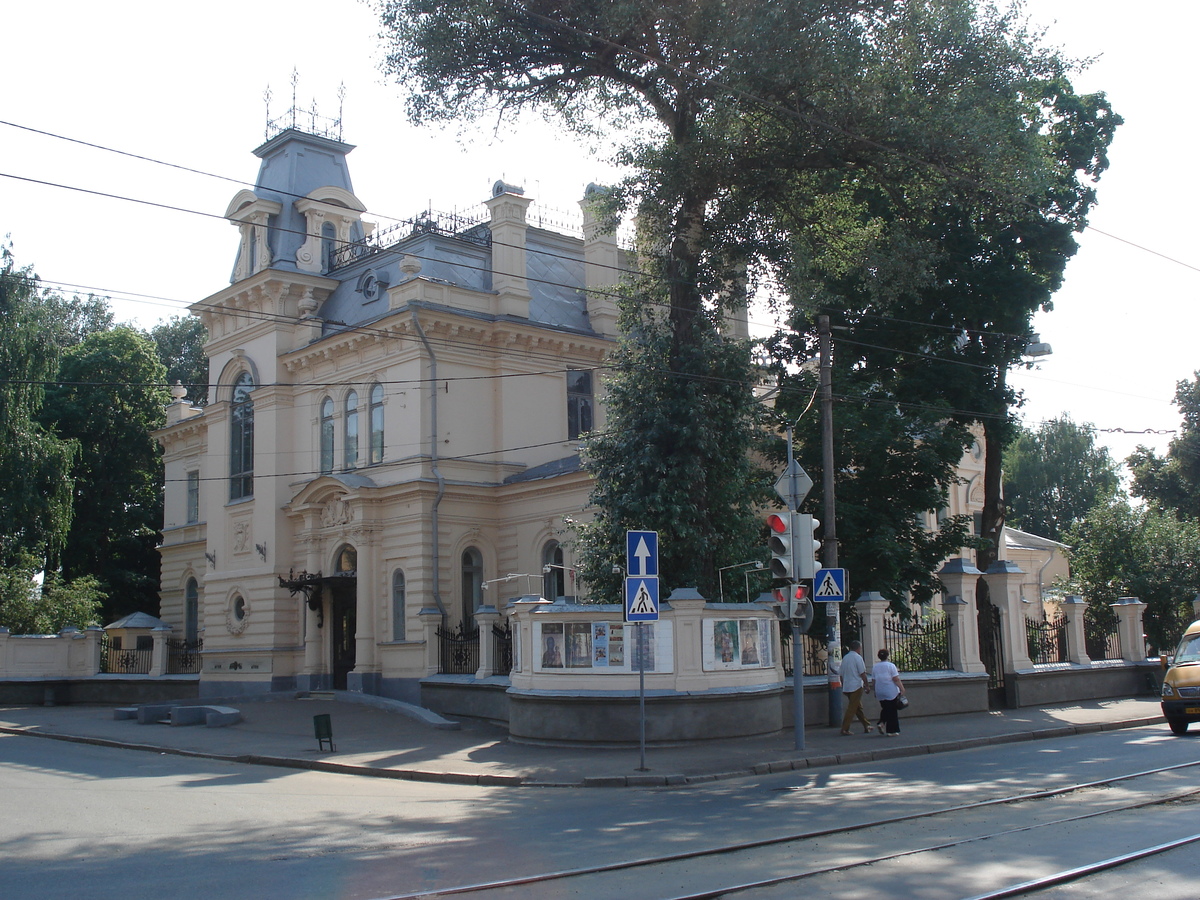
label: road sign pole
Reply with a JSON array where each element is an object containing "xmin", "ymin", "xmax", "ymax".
[
  {"xmin": 637, "ymin": 622, "xmax": 648, "ymax": 771},
  {"xmin": 786, "ymin": 425, "xmax": 805, "ymax": 751}
]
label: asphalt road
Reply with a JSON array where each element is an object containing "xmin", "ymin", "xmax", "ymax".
[{"xmin": 3, "ymin": 724, "xmax": 1198, "ymax": 900}]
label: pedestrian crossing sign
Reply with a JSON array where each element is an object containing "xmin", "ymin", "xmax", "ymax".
[
  {"xmin": 625, "ymin": 577, "xmax": 660, "ymax": 622},
  {"xmin": 814, "ymin": 568, "xmax": 847, "ymax": 602}
]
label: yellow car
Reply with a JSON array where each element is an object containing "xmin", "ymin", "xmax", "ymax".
[{"xmin": 1161, "ymin": 620, "xmax": 1200, "ymax": 735}]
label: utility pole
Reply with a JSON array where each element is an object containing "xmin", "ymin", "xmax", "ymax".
[{"xmin": 819, "ymin": 315, "xmax": 842, "ymax": 725}]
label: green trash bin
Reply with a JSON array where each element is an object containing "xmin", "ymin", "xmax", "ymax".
[{"xmin": 314, "ymin": 713, "xmax": 335, "ymax": 752}]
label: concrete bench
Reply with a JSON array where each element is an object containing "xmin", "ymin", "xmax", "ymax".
[
  {"xmin": 169, "ymin": 705, "xmax": 241, "ymax": 728},
  {"xmin": 136, "ymin": 704, "xmax": 176, "ymax": 724}
]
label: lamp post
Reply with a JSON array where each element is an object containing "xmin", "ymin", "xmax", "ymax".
[{"xmin": 718, "ymin": 560, "xmax": 765, "ymax": 603}]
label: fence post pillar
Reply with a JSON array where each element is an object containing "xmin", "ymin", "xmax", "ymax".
[
  {"xmin": 1193, "ymin": 593, "xmax": 1200, "ymax": 620},
  {"xmin": 419, "ymin": 607, "xmax": 442, "ymax": 676},
  {"xmin": 938, "ymin": 558, "xmax": 987, "ymax": 673},
  {"xmin": 984, "ymin": 560, "xmax": 1034, "ymax": 673},
  {"xmin": 0, "ymin": 626, "xmax": 9, "ymax": 674},
  {"xmin": 855, "ymin": 592, "xmax": 889, "ymax": 665},
  {"xmin": 84, "ymin": 625, "xmax": 105, "ymax": 675},
  {"xmin": 149, "ymin": 626, "xmax": 171, "ymax": 676},
  {"xmin": 1059, "ymin": 596, "xmax": 1091, "ymax": 664},
  {"xmin": 1113, "ymin": 597, "xmax": 1148, "ymax": 662},
  {"xmin": 474, "ymin": 606, "xmax": 499, "ymax": 679}
]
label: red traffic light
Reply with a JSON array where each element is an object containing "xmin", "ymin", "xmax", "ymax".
[{"xmin": 766, "ymin": 513, "xmax": 788, "ymax": 533}]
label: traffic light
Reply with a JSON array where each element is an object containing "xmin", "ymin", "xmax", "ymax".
[
  {"xmin": 793, "ymin": 582, "xmax": 814, "ymax": 633},
  {"xmin": 796, "ymin": 514, "xmax": 822, "ymax": 580},
  {"xmin": 766, "ymin": 512, "xmax": 795, "ymax": 581}
]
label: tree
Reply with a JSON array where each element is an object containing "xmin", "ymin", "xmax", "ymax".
[
  {"xmin": 1064, "ymin": 502, "xmax": 1200, "ymax": 655},
  {"xmin": 146, "ymin": 315, "xmax": 209, "ymax": 406},
  {"xmin": 0, "ymin": 242, "xmax": 79, "ymax": 567},
  {"xmin": 1129, "ymin": 371, "xmax": 1200, "ymax": 520},
  {"xmin": 0, "ymin": 554, "xmax": 105, "ymax": 635},
  {"xmin": 40, "ymin": 327, "xmax": 170, "ymax": 621},
  {"xmin": 1003, "ymin": 416, "xmax": 1121, "ymax": 541},
  {"xmin": 573, "ymin": 286, "xmax": 771, "ymax": 598},
  {"xmin": 376, "ymin": 0, "xmax": 1103, "ymax": 593}
]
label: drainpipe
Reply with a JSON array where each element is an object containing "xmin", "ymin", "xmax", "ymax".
[{"xmin": 412, "ymin": 311, "xmax": 447, "ymax": 625}]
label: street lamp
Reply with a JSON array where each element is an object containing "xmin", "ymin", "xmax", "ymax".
[{"xmin": 718, "ymin": 560, "xmax": 765, "ymax": 603}]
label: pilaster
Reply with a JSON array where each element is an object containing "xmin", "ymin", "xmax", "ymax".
[
  {"xmin": 474, "ymin": 606, "xmax": 499, "ymax": 679},
  {"xmin": 580, "ymin": 185, "xmax": 620, "ymax": 336},
  {"xmin": 1113, "ymin": 597, "xmax": 1148, "ymax": 662},
  {"xmin": 855, "ymin": 592, "xmax": 890, "ymax": 666},
  {"xmin": 983, "ymin": 560, "xmax": 1033, "ymax": 672},
  {"xmin": 938, "ymin": 558, "xmax": 987, "ymax": 673},
  {"xmin": 1060, "ymin": 595, "xmax": 1092, "ymax": 665}
]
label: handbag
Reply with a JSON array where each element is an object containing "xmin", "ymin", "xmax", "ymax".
[{"xmin": 897, "ymin": 695, "xmax": 909, "ymax": 709}]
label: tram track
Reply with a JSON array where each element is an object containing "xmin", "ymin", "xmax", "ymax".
[{"xmin": 373, "ymin": 758, "xmax": 1200, "ymax": 900}]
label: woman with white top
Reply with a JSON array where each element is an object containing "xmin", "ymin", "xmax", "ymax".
[{"xmin": 872, "ymin": 647, "xmax": 905, "ymax": 736}]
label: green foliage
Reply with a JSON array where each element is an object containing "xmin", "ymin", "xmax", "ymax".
[
  {"xmin": 1003, "ymin": 416, "xmax": 1121, "ymax": 541},
  {"xmin": 1064, "ymin": 502, "xmax": 1200, "ymax": 655},
  {"xmin": 0, "ymin": 242, "xmax": 79, "ymax": 566},
  {"xmin": 574, "ymin": 291, "xmax": 771, "ymax": 601},
  {"xmin": 0, "ymin": 555, "xmax": 105, "ymax": 635},
  {"xmin": 40, "ymin": 327, "xmax": 170, "ymax": 620},
  {"xmin": 146, "ymin": 315, "xmax": 209, "ymax": 405},
  {"xmin": 1129, "ymin": 372, "xmax": 1200, "ymax": 520}
]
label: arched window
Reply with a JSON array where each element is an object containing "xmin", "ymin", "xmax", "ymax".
[
  {"xmin": 344, "ymin": 390, "xmax": 359, "ymax": 470},
  {"xmin": 229, "ymin": 372, "xmax": 254, "ymax": 500},
  {"xmin": 461, "ymin": 547, "xmax": 483, "ymax": 626},
  {"xmin": 392, "ymin": 569, "xmax": 406, "ymax": 641},
  {"xmin": 542, "ymin": 540, "xmax": 565, "ymax": 600},
  {"xmin": 369, "ymin": 383, "xmax": 384, "ymax": 464},
  {"xmin": 319, "ymin": 396, "xmax": 334, "ymax": 474},
  {"xmin": 335, "ymin": 544, "xmax": 357, "ymax": 574},
  {"xmin": 184, "ymin": 578, "xmax": 199, "ymax": 646}
]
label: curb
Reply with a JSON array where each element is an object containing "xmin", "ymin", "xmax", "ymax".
[{"xmin": 0, "ymin": 714, "xmax": 1166, "ymax": 788}]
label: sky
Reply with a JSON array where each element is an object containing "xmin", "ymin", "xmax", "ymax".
[{"xmin": 1, "ymin": 0, "xmax": 1196, "ymax": 466}]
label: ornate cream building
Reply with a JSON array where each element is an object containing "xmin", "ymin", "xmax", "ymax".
[{"xmin": 156, "ymin": 123, "xmax": 626, "ymax": 701}]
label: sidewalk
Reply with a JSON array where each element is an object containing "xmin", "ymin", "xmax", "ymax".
[{"xmin": 0, "ymin": 694, "xmax": 1166, "ymax": 787}]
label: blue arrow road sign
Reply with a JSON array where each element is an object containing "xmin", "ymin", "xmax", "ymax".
[
  {"xmin": 814, "ymin": 568, "xmax": 847, "ymax": 602},
  {"xmin": 625, "ymin": 577, "xmax": 660, "ymax": 622},
  {"xmin": 626, "ymin": 530, "xmax": 659, "ymax": 577}
]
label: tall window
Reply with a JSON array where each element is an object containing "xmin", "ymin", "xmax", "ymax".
[
  {"xmin": 319, "ymin": 397, "xmax": 335, "ymax": 474},
  {"xmin": 392, "ymin": 569, "xmax": 406, "ymax": 641},
  {"xmin": 567, "ymin": 370, "xmax": 593, "ymax": 441},
  {"xmin": 229, "ymin": 372, "xmax": 254, "ymax": 500},
  {"xmin": 461, "ymin": 547, "xmax": 483, "ymax": 626},
  {"xmin": 542, "ymin": 540, "xmax": 565, "ymax": 600},
  {"xmin": 184, "ymin": 578, "xmax": 199, "ymax": 645},
  {"xmin": 320, "ymin": 221, "xmax": 337, "ymax": 272},
  {"xmin": 344, "ymin": 390, "xmax": 359, "ymax": 470},
  {"xmin": 186, "ymin": 470, "xmax": 200, "ymax": 523},
  {"xmin": 369, "ymin": 383, "xmax": 385, "ymax": 464}
]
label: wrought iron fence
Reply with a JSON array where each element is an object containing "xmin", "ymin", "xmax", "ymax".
[
  {"xmin": 437, "ymin": 623, "xmax": 480, "ymax": 675},
  {"xmin": 884, "ymin": 611, "xmax": 952, "ymax": 671},
  {"xmin": 492, "ymin": 622, "xmax": 513, "ymax": 676},
  {"xmin": 331, "ymin": 208, "xmax": 491, "ymax": 269},
  {"xmin": 1026, "ymin": 614, "xmax": 1068, "ymax": 665},
  {"xmin": 1084, "ymin": 605, "xmax": 1121, "ymax": 661},
  {"xmin": 100, "ymin": 635, "xmax": 152, "ymax": 675},
  {"xmin": 780, "ymin": 627, "xmax": 829, "ymax": 678},
  {"xmin": 167, "ymin": 638, "xmax": 203, "ymax": 675}
]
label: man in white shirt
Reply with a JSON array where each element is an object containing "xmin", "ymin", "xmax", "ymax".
[{"xmin": 839, "ymin": 640, "xmax": 873, "ymax": 734}]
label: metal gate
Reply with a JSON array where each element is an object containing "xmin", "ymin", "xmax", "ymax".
[{"xmin": 977, "ymin": 597, "xmax": 1006, "ymax": 708}]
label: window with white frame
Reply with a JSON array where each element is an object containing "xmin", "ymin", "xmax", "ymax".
[
  {"xmin": 369, "ymin": 383, "xmax": 384, "ymax": 464},
  {"xmin": 344, "ymin": 390, "xmax": 359, "ymax": 470},
  {"xmin": 567, "ymin": 370, "xmax": 593, "ymax": 441},
  {"xmin": 229, "ymin": 372, "xmax": 254, "ymax": 500},
  {"xmin": 320, "ymin": 396, "xmax": 335, "ymax": 474}
]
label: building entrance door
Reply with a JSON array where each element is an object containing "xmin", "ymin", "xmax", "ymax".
[{"xmin": 330, "ymin": 580, "xmax": 357, "ymax": 690}]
